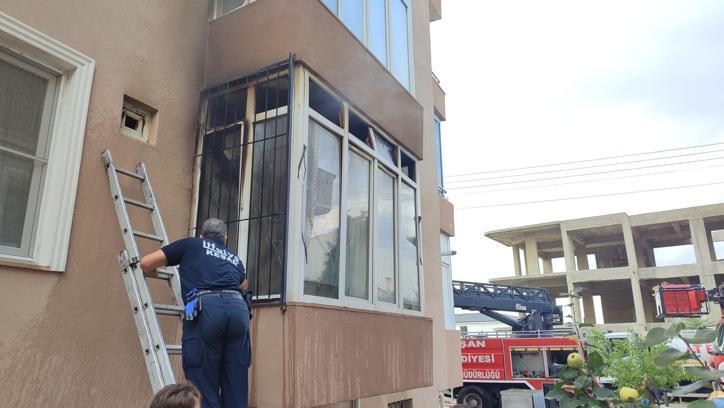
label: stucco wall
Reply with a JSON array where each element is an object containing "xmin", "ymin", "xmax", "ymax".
[
  {"xmin": 248, "ymin": 304, "xmax": 433, "ymax": 408},
  {"xmin": 410, "ymin": 0, "xmax": 462, "ymax": 396},
  {"xmin": 0, "ymin": 2, "xmax": 208, "ymax": 406},
  {"xmin": 0, "ymin": 0, "xmax": 459, "ymax": 407}
]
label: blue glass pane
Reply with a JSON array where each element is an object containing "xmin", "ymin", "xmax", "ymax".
[
  {"xmin": 322, "ymin": 0, "xmax": 338, "ymax": 14},
  {"xmin": 221, "ymin": 0, "xmax": 247, "ymax": 15},
  {"xmin": 368, "ymin": 0, "xmax": 387, "ymax": 65},
  {"xmin": 390, "ymin": 0, "xmax": 410, "ymax": 89},
  {"xmin": 341, "ymin": 0, "xmax": 364, "ymax": 40}
]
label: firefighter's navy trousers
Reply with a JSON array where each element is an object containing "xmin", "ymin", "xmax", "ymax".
[{"xmin": 182, "ymin": 292, "xmax": 250, "ymax": 408}]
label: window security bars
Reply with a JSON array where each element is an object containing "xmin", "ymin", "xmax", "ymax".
[{"xmin": 195, "ymin": 58, "xmax": 293, "ymax": 304}]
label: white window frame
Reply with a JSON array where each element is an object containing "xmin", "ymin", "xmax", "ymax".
[
  {"xmin": 319, "ymin": 0, "xmax": 415, "ymax": 94},
  {"xmin": 211, "ymin": 0, "xmax": 254, "ymax": 19},
  {"xmin": 433, "ymin": 115, "xmax": 444, "ymax": 195},
  {"xmin": 291, "ymin": 67, "xmax": 423, "ymax": 315},
  {"xmin": 0, "ymin": 52, "xmax": 57, "ymax": 257},
  {"xmin": 440, "ymin": 234, "xmax": 456, "ymax": 330},
  {"xmin": 0, "ymin": 12, "xmax": 95, "ymax": 271}
]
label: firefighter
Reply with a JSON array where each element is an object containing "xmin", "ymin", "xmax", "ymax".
[{"xmin": 140, "ymin": 218, "xmax": 250, "ymax": 408}]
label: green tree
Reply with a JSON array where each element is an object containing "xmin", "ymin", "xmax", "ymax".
[{"xmin": 607, "ymin": 332, "xmax": 692, "ymax": 390}]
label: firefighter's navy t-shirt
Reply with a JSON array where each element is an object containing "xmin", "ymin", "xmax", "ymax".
[{"xmin": 161, "ymin": 237, "xmax": 245, "ymax": 297}]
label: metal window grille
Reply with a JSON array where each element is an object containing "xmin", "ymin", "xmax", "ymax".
[{"xmin": 196, "ymin": 58, "xmax": 294, "ymax": 304}]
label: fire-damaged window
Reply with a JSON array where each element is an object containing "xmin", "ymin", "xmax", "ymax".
[{"xmin": 195, "ymin": 62, "xmax": 291, "ymax": 302}]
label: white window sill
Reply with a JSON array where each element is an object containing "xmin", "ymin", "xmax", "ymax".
[
  {"xmin": 0, "ymin": 254, "xmax": 55, "ymax": 272},
  {"xmin": 298, "ymin": 294, "xmax": 425, "ymax": 318}
]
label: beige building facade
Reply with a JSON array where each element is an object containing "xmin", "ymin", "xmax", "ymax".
[
  {"xmin": 0, "ymin": 0, "xmax": 461, "ymax": 406},
  {"xmin": 487, "ymin": 203, "xmax": 724, "ymax": 332}
]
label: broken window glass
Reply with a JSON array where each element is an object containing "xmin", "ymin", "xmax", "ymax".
[{"xmin": 309, "ymin": 80, "xmax": 343, "ymax": 127}]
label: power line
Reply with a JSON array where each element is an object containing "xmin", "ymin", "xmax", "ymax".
[
  {"xmin": 456, "ymin": 180, "xmax": 724, "ymax": 210},
  {"xmin": 451, "ymin": 162, "xmax": 724, "ymax": 196},
  {"xmin": 445, "ymin": 147, "xmax": 724, "ymax": 185},
  {"xmin": 445, "ymin": 141, "xmax": 724, "ymax": 179},
  {"xmin": 446, "ymin": 155, "xmax": 724, "ymax": 190}
]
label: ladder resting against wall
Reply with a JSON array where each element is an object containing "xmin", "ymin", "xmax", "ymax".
[{"xmin": 102, "ymin": 149, "xmax": 183, "ymax": 393}]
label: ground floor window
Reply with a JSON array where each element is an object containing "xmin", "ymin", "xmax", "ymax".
[
  {"xmin": 0, "ymin": 13, "xmax": 94, "ymax": 271},
  {"xmin": 301, "ymin": 74, "xmax": 422, "ymax": 313}
]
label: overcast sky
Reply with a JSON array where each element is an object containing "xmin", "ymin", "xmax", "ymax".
[{"xmin": 431, "ymin": 1, "xmax": 724, "ymax": 283}]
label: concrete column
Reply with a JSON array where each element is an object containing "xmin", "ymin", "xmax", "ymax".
[
  {"xmin": 582, "ymin": 291, "xmax": 596, "ymax": 324},
  {"xmin": 561, "ymin": 227, "xmax": 582, "ymax": 322},
  {"xmin": 690, "ymin": 218, "xmax": 713, "ymax": 265},
  {"xmin": 622, "ymin": 221, "xmax": 639, "ymax": 269},
  {"xmin": 543, "ymin": 257, "xmax": 553, "ymax": 274},
  {"xmin": 524, "ymin": 237, "xmax": 541, "ymax": 275},
  {"xmin": 700, "ymin": 273, "xmax": 722, "ymax": 323},
  {"xmin": 622, "ymin": 219, "xmax": 647, "ymax": 326},
  {"xmin": 576, "ymin": 248, "xmax": 589, "ymax": 271},
  {"xmin": 640, "ymin": 282, "xmax": 658, "ymax": 322},
  {"xmin": 512, "ymin": 245, "xmax": 522, "ymax": 276},
  {"xmin": 690, "ymin": 218, "xmax": 721, "ymax": 322}
]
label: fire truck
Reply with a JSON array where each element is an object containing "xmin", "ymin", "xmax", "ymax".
[
  {"xmin": 452, "ymin": 281, "xmax": 581, "ymax": 407},
  {"xmin": 450, "ymin": 281, "xmax": 724, "ymax": 407}
]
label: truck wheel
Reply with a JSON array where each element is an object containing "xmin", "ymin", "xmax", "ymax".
[{"xmin": 457, "ymin": 385, "xmax": 494, "ymax": 408}]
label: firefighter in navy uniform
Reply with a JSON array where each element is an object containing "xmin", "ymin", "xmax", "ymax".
[{"xmin": 140, "ymin": 218, "xmax": 250, "ymax": 408}]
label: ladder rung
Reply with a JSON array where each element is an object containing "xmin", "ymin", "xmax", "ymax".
[
  {"xmin": 115, "ymin": 167, "xmax": 145, "ymax": 181},
  {"xmin": 156, "ymin": 267, "xmax": 175, "ymax": 277},
  {"xmin": 124, "ymin": 197, "xmax": 154, "ymax": 210},
  {"xmin": 147, "ymin": 268, "xmax": 174, "ymax": 281},
  {"xmin": 133, "ymin": 231, "xmax": 164, "ymax": 243},
  {"xmin": 154, "ymin": 304, "xmax": 184, "ymax": 316},
  {"xmin": 166, "ymin": 344, "xmax": 182, "ymax": 355}
]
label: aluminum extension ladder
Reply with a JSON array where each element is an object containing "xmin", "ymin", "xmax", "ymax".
[{"xmin": 101, "ymin": 149, "xmax": 184, "ymax": 393}]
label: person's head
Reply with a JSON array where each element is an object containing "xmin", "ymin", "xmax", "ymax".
[
  {"xmin": 150, "ymin": 382, "xmax": 201, "ymax": 408},
  {"xmin": 199, "ymin": 218, "xmax": 227, "ymax": 244}
]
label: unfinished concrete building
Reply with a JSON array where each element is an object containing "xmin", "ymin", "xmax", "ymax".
[
  {"xmin": 486, "ymin": 203, "xmax": 724, "ymax": 332},
  {"xmin": 0, "ymin": 0, "xmax": 461, "ymax": 406}
]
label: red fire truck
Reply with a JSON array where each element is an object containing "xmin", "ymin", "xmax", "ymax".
[
  {"xmin": 452, "ymin": 281, "xmax": 580, "ymax": 407},
  {"xmin": 458, "ymin": 332, "xmax": 580, "ymax": 406},
  {"xmin": 450, "ymin": 281, "xmax": 724, "ymax": 407}
]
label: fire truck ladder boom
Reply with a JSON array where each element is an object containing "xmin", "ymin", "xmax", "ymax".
[{"xmin": 452, "ymin": 280, "xmax": 563, "ymax": 331}]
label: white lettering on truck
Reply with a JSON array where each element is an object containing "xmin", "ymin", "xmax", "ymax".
[{"xmin": 461, "ymin": 354, "xmax": 496, "ymax": 364}]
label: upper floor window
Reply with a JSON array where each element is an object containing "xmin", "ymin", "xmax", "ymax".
[
  {"xmin": 0, "ymin": 13, "xmax": 94, "ymax": 270},
  {"xmin": 321, "ymin": 0, "xmax": 413, "ymax": 91},
  {"xmin": 434, "ymin": 116, "xmax": 444, "ymax": 195}
]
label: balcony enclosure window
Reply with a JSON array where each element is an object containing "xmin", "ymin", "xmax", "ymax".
[
  {"xmin": 345, "ymin": 150, "xmax": 371, "ymax": 299},
  {"xmin": 304, "ymin": 120, "xmax": 342, "ymax": 298},
  {"xmin": 321, "ymin": 0, "xmax": 413, "ymax": 91},
  {"xmin": 303, "ymin": 76, "xmax": 422, "ymax": 311},
  {"xmin": 194, "ymin": 61, "xmax": 422, "ymax": 313}
]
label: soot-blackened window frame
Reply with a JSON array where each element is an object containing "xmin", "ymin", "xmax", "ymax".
[{"xmin": 194, "ymin": 59, "xmax": 294, "ymax": 304}]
